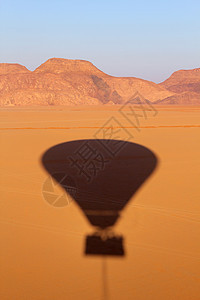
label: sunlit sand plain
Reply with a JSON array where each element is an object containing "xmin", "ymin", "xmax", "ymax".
[{"xmin": 0, "ymin": 105, "xmax": 200, "ymax": 300}]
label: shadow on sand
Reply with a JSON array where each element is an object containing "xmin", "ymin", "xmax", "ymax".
[{"xmin": 41, "ymin": 139, "xmax": 158, "ymax": 256}]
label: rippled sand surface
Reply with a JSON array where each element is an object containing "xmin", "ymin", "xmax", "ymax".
[{"xmin": 1, "ymin": 105, "xmax": 200, "ymax": 300}]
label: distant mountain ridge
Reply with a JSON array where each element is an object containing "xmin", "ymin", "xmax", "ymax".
[
  {"xmin": 0, "ymin": 63, "xmax": 29, "ymax": 75},
  {"xmin": 158, "ymin": 67, "xmax": 200, "ymax": 104},
  {"xmin": 0, "ymin": 58, "xmax": 199, "ymax": 106},
  {"xmin": 160, "ymin": 68, "xmax": 200, "ymax": 93}
]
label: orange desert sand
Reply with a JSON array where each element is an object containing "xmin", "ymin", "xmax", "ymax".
[{"xmin": 0, "ymin": 105, "xmax": 200, "ymax": 300}]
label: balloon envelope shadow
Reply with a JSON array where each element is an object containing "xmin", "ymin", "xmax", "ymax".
[{"xmin": 41, "ymin": 139, "xmax": 158, "ymax": 256}]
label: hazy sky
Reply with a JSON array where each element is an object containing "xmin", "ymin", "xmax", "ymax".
[{"xmin": 0, "ymin": 0, "xmax": 200, "ymax": 82}]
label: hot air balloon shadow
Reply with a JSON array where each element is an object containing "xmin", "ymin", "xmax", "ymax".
[{"xmin": 41, "ymin": 139, "xmax": 158, "ymax": 256}]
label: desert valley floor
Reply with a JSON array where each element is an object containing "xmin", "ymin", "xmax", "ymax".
[{"xmin": 0, "ymin": 105, "xmax": 200, "ymax": 300}]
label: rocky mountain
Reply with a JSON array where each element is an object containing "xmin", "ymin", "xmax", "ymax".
[
  {"xmin": 160, "ymin": 68, "xmax": 200, "ymax": 93},
  {"xmin": 0, "ymin": 63, "xmax": 29, "ymax": 75},
  {"xmin": 1, "ymin": 59, "xmax": 200, "ymax": 106},
  {"xmin": 158, "ymin": 67, "xmax": 200, "ymax": 104},
  {"xmin": 154, "ymin": 91, "xmax": 200, "ymax": 105},
  {"xmin": 0, "ymin": 58, "xmax": 173, "ymax": 106}
]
